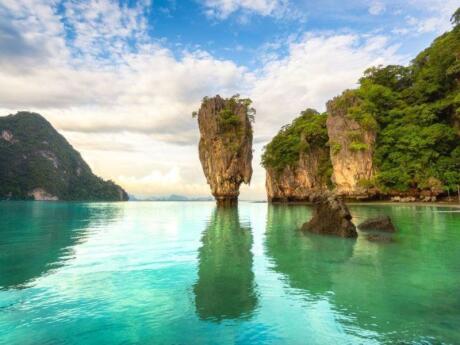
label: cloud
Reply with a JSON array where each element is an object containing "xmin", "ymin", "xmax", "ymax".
[
  {"xmin": 201, "ymin": 0, "xmax": 282, "ymax": 18},
  {"xmin": 200, "ymin": 0, "xmax": 304, "ymax": 20},
  {"xmin": 368, "ymin": 1, "xmax": 385, "ymax": 15},
  {"xmin": 62, "ymin": 0, "xmax": 150, "ymax": 64},
  {"xmin": 392, "ymin": 0, "xmax": 458, "ymax": 35}
]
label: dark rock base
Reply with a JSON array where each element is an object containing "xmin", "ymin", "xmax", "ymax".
[
  {"xmin": 302, "ymin": 193, "xmax": 357, "ymax": 238},
  {"xmin": 215, "ymin": 196, "xmax": 238, "ymax": 207}
]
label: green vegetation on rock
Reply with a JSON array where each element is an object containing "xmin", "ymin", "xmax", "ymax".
[
  {"xmin": 349, "ymin": 20, "xmax": 460, "ymax": 193},
  {"xmin": 325, "ymin": 15, "xmax": 460, "ymax": 194},
  {"xmin": 330, "ymin": 142, "xmax": 342, "ymax": 155},
  {"xmin": 261, "ymin": 109, "xmax": 331, "ymax": 181},
  {"xmin": 217, "ymin": 94, "xmax": 255, "ymax": 134},
  {"xmin": 0, "ymin": 112, "xmax": 128, "ymax": 201},
  {"xmin": 194, "ymin": 94, "xmax": 255, "ymax": 153}
]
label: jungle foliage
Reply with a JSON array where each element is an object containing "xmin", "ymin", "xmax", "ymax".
[{"xmin": 352, "ymin": 19, "xmax": 460, "ymax": 192}]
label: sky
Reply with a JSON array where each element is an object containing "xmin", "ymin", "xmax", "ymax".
[{"xmin": 0, "ymin": 0, "xmax": 458, "ymax": 200}]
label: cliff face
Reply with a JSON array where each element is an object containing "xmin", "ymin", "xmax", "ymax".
[
  {"xmin": 262, "ymin": 109, "xmax": 331, "ymax": 202},
  {"xmin": 266, "ymin": 148, "xmax": 329, "ymax": 202},
  {"xmin": 197, "ymin": 95, "xmax": 253, "ymax": 205},
  {"xmin": 326, "ymin": 91, "xmax": 376, "ymax": 198},
  {"xmin": 0, "ymin": 112, "xmax": 128, "ymax": 201}
]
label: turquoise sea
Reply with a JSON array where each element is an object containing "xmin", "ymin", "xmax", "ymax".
[{"xmin": 0, "ymin": 201, "xmax": 459, "ymax": 344}]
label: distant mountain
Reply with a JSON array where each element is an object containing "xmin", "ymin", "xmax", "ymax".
[
  {"xmin": 131, "ymin": 194, "xmax": 213, "ymax": 201},
  {"xmin": 0, "ymin": 112, "xmax": 128, "ymax": 201}
]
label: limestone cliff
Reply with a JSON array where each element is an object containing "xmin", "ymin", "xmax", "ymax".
[
  {"xmin": 196, "ymin": 95, "xmax": 253, "ymax": 205},
  {"xmin": 326, "ymin": 91, "xmax": 376, "ymax": 198},
  {"xmin": 262, "ymin": 109, "xmax": 331, "ymax": 202},
  {"xmin": 266, "ymin": 148, "xmax": 330, "ymax": 202}
]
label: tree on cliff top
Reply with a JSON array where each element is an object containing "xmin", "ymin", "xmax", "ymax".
[{"xmin": 451, "ymin": 7, "xmax": 460, "ymax": 27}]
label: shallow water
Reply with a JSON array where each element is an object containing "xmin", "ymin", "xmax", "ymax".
[{"xmin": 0, "ymin": 201, "xmax": 459, "ymax": 344}]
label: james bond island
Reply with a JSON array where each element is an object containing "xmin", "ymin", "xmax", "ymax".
[
  {"xmin": 195, "ymin": 95, "xmax": 254, "ymax": 206},
  {"xmin": 1, "ymin": 5, "xmax": 460, "ymax": 345}
]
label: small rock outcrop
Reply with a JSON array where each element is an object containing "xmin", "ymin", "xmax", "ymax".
[
  {"xmin": 196, "ymin": 95, "xmax": 253, "ymax": 206},
  {"xmin": 301, "ymin": 192, "xmax": 357, "ymax": 238},
  {"xmin": 358, "ymin": 216, "xmax": 396, "ymax": 232},
  {"xmin": 326, "ymin": 90, "xmax": 376, "ymax": 198}
]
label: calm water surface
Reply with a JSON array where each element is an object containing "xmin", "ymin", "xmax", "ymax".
[{"xmin": 0, "ymin": 201, "xmax": 459, "ymax": 344}]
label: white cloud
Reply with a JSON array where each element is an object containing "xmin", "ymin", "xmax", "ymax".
[
  {"xmin": 204, "ymin": 0, "xmax": 284, "ymax": 19},
  {"xmin": 201, "ymin": 0, "xmax": 307, "ymax": 20},
  {"xmin": 392, "ymin": 0, "xmax": 458, "ymax": 35},
  {"xmin": 368, "ymin": 1, "xmax": 385, "ymax": 15}
]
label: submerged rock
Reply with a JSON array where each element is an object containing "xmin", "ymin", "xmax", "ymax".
[
  {"xmin": 366, "ymin": 233, "xmax": 395, "ymax": 243},
  {"xmin": 196, "ymin": 95, "xmax": 253, "ymax": 206},
  {"xmin": 301, "ymin": 192, "xmax": 357, "ymax": 238},
  {"xmin": 358, "ymin": 216, "xmax": 396, "ymax": 232}
]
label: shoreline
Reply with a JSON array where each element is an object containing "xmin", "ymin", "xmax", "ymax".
[{"xmin": 262, "ymin": 200, "xmax": 460, "ymax": 208}]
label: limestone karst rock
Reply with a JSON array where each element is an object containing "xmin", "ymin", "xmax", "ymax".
[
  {"xmin": 262, "ymin": 109, "xmax": 331, "ymax": 202},
  {"xmin": 196, "ymin": 95, "xmax": 253, "ymax": 206},
  {"xmin": 266, "ymin": 150, "xmax": 330, "ymax": 202},
  {"xmin": 326, "ymin": 91, "xmax": 376, "ymax": 198},
  {"xmin": 301, "ymin": 192, "xmax": 357, "ymax": 238}
]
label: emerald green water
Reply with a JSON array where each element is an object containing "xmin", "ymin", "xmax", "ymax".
[{"xmin": 0, "ymin": 202, "xmax": 459, "ymax": 344}]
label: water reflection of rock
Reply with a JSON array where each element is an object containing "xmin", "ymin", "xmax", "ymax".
[
  {"xmin": 265, "ymin": 204, "xmax": 356, "ymax": 296},
  {"xmin": 0, "ymin": 202, "xmax": 120, "ymax": 289},
  {"xmin": 194, "ymin": 207, "xmax": 258, "ymax": 321}
]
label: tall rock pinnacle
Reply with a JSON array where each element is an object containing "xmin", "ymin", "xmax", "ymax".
[{"xmin": 195, "ymin": 95, "xmax": 253, "ymax": 206}]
